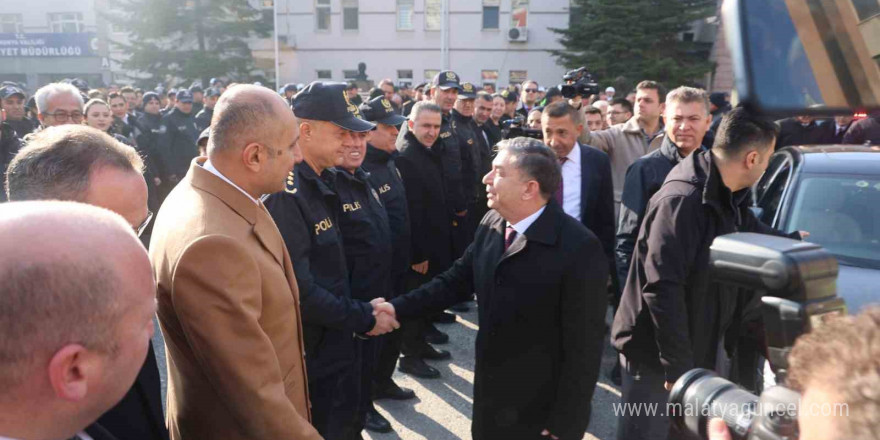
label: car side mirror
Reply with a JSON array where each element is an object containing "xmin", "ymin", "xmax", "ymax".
[{"xmin": 722, "ymin": 0, "xmax": 880, "ymax": 116}]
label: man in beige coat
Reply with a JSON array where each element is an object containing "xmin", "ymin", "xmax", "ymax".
[
  {"xmin": 149, "ymin": 85, "xmax": 322, "ymax": 439},
  {"xmin": 580, "ymin": 80, "xmax": 666, "ymax": 217}
]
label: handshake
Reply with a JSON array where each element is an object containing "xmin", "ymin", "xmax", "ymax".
[{"xmin": 367, "ymin": 297, "xmax": 399, "ymax": 336}]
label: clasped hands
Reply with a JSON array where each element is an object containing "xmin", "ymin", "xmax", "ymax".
[{"xmin": 367, "ymin": 297, "xmax": 399, "ymax": 336}]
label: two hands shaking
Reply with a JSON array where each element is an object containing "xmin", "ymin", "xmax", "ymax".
[{"xmin": 367, "ymin": 297, "xmax": 399, "ymax": 336}]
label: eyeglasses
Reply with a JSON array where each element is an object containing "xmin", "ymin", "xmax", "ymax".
[
  {"xmin": 525, "ymin": 89, "xmax": 539, "ymax": 93},
  {"xmin": 44, "ymin": 110, "xmax": 84, "ymax": 123},
  {"xmin": 134, "ymin": 210, "xmax": 154, "ymax": 237}
]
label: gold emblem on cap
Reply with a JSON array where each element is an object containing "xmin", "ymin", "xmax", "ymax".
[
  {"xmin": 446, "ymin": 71, "xmax": 456, "ymax": 81},
  {"xmin": 463, "ymin": 83, "xmax": 473, "ymax": 92},
  {"xmin": 381, "ymin": 99, "xmax": 392, "ymax": 109}
]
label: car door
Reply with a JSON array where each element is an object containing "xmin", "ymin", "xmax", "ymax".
[{"xmin": 753, "ymin": 153, "xmax": 794, "ymax": 227}]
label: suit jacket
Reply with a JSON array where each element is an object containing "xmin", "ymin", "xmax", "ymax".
[
  {"xmin": 577, "ymin": 144, "xmax": 617, "ymax": 292},
  {"xmin": 391, "ymin": 202, "xmax": 608, "ymax": 440},
  {"xmin": 149, "ymin": 158, "xmax": 320, "ymax": 440},
  {"xmin": 93, "ymin": 343, "xmax": 168, "ymax": 440}
]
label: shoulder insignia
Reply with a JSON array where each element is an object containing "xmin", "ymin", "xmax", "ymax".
[
  {"xmin": 284, "ymin": 170, "xmax": 297, "ymax": 194},
  {"xmin": 440, "ymin": 132, "xmax": 452, "ymax": 139}
]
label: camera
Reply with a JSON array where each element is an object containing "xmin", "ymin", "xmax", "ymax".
[
  {"xmin": 500, "ymin": 115, "xmax": 543, "ymax": 140},
  {"xmin": 559, "ymin": 67, "xmax": 600, "ymax": 99},
  {"xmin": 669, "ymin": 233, "xmax": 847, "ymax": 440}
]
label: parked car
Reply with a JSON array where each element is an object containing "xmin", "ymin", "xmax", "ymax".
[{"xmin": 752, "ymin": 145, "xmax": 880, "ymax": 312}]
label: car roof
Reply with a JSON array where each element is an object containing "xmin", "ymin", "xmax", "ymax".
[{"xmin": 784, "ymin": 145, "xmax": 880, "ymax": 175}]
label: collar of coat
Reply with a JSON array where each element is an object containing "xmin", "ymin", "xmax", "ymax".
[
  {"xmin": 297, "ymin": 161, "xmax": 338, "ymax": 196},
  {"xmin": 490, "ymin": 200, "xmax": 563, "ymax": 248},
  {"xmin": 622, "ymin": 115, "xmax": 665, "ymax": 138},
  {"xmin": 665, "ymin": 150, "xmax": 750, "ymax": 216},
  {"xmin": 365, "ymin": 143, "xmax": 396, "ymax": 164}
]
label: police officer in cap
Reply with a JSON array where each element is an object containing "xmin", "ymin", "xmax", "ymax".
[
  {"xmin": 282, "ymin": 83, "xmax": 298, "ymax": 101},
  {"xmin": 161, "ymin": 89, "xmax": 199, "ymax": 185},
  {"xmin": 194, "ymin": 87, "xmax": 220, "ymax": 132},
  {"xmin": 188, "ymin": 84, "xmax": 205, "ymax": 115},
  {"xmin": 358, "ymin": 97, "xmax": 418, "ymax": 431},
  {"xmin": 331, "ymin": 99, "xmax": 399, "ymax": 435},
  {"xmin": 265, "ymin": 81, "xmax": 400, "ymax": 440},
  {"xmin": 0, "ymin": 85, "xmax": 37, "ymax": 138}
]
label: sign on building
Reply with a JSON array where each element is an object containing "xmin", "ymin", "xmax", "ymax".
[{"xmin": 0, "ymin": 33, "xmax": 97, "ymax": 57}]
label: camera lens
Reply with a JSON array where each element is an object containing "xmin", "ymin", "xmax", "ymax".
[{"xmin": 668, "ymin": 369, "xmax": 759, "ymax": 440}]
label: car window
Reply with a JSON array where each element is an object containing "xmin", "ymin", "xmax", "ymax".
[
  {"xmin": 787, "ymin": 175, "xmax": 880, "ymax": 269},
  {"xmin": 754, "ymin": 155, "xmax": 787, "ymax": 201},
  {"xmin": 757, "ymin": 161, "xmax": 791, "ymax": 224}
]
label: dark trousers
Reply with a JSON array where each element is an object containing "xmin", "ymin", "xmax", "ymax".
[
  {"xmin": 400, "ymin": 270, "xmax": 432, "ymax": 357},
  {"xmin": 374, "ymin": 323, "xmax": 403, "ymax": 387},
  {"xmin": 310, "ymin": 356, "xmax": 363, "ymax": 440},
  {"xmin": 616, "ymin": 355, "xmax": 674, "ymax": 440},
  {"xmin": 357, "ymin": 338, "xmax": 377, "ymax": 428}
]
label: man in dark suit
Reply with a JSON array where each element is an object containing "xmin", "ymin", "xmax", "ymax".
[
  {"xmin": 387, "ymin": 138, "xmax": 608, "ymax": 440},
  {"xmin": 541, "ymin": 101, "xmax": 617, "ymax": 295},
  {"xmin": 813, "ymin": 115, "xmax": 854, "ymax": 144}
]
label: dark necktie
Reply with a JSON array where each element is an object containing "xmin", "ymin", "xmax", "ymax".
[
  {"xmin": 554, "ymin": 156, "xmax": 567, "ymax": 205},
  {"xmin": 504, "ymin": 225, "xmax": 517, "ymax": 251}
]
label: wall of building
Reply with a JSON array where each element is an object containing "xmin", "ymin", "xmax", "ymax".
[{"xmin": 276, "ymin": 0, "xmax": 570, "ymax": 89}]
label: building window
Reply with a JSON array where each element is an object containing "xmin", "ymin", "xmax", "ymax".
[
  {"xmin": 48, "ymin": 12, "xmax": 84, "ymax": 33},
  {"xmin": 482, "ymin": 0, "xmax": 500, "ymax": 29},
  {"xmin": 424, "ymin": 69, "xmax": 440, "ymax": 81},
  {"xmin": 343, "ymin": 0, "xmax": 358, "ymax": 31},
  {"xmin": 510, "ymin": 0, "xmax": 529, "ymax": 28},
  {"xmin": 425, "ymin": 0, "xmax": 442, "ymax": 31},
  {"xmin": 397, "ymin": 0, "xmax": 414, "ymax": 30},
  {"xmin": 317, "ymin": 70, "xmax": 332, "ymax": 79},
  {"xmin": 315, "ymin": 0, "xmax": 331, "ymax": 31},
  {"xmin": 344, "ymin": 70, "xmax": 359, "ymax": 80},
  {"xmin": 398, "ymin": 70, "xmax": 413, "ymax": 80},
  {"xmin": 0, "ymin": 14, "xmax": 23, "ymax": 33},
  {"xmin": 482, "ymin": 70, "xmax": 499, "ymax": 88},
  {"xmin": 509, "ymin": 70, "xmax": 528, "ymax": 85},
  {"xmin": 852, "ymin": 0, "xmax": 880, "ymax": 21}
]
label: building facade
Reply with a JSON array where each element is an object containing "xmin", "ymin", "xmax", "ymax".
[
  {"xmin": 274, "ymin": 0, "xmax": 571, "ymax": 89},
  {"xmin": 0, "ymin": 0, "xmax": 116, "ymax": 92}
]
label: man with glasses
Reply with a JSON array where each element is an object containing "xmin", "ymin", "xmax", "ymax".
[
  {"xmin": 33, "ymin": 82, "xmax": 85, "ymax": 131},
  {"xmin": 516, "ymin": 80, "xmax": 541, "ymax": 118},
  {"xmin": 4, "ymin": 124, "xmax": 168, "ymax": 440}
]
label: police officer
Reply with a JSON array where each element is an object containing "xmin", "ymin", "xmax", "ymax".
[
  {"xmin": 135, "ymin": 92, "xmax": 170, "ymax": 211},
  {"xmin": 358, "ymin": 97, "xmax": 417, "ymax": 431},
  {"xmin": 188, "ymin": 84, "xmax": 204, "ymax": 115},
  {"xmin": 450, "ymin": 82, "xmax": 486, "ymax": 242},
  {"xmin": 264, "ymin": 82, "xmax": 399, "ymax": 440},
  {"xmin": 401, "ymin": 82, "xmax": 425, "ymax": 117},
  {"xmin": 332, "ymin": 101, "xmax": 396, "ymax": 435},
  {"xmin": 194, "ymin": 87, "xmax": 220, "ymax": 132},
  {"xmin": 161, "ymin": 89, "xmax": 200, "ymax": 185},
  {"xmin": 0, "ymin": 86, "xmax": 37, "ymax": 138}
]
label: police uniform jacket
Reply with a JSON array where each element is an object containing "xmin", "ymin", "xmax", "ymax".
[
  {"xmin": 396, "ymin": 131, "xmax": 454, "ymax": 276},
  {"xmin": 334, "ymin": 166, "xmax": 393, "ymax": 301},
  {"xmin": 161, "ymin": 108, "xmax": 200, "ymax": 177},
  {"xmin": 136, "ymin": 113, "xmax": 171, "ymax": 181},
  {"xmin": 0, "ymin": 122, "xmax": 22, "ymax": 201},
  {"xmin": 194, "ymin": 106, "xmax": 213, "ymax": 132},
  {"xmin": 363, "ymin": 145, "xmax": 411, "ymax": 295},
  {"xmin": 265, "ymin": 162, "xmax": 377, "ymax": 381},
  {"xmin": 450, "ymin": 109, "xmax": 480, "ymax": 204},
  {"xmin": 5, "ymin": 118, "xmax": 36, "ymax": 139},
  {"xmin": 390, "ymin": 202, "xmax": 608, "ymax": 440}
]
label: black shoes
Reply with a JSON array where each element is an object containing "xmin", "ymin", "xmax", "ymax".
[
  {"xmin": 424, "ymin": 324, "xmax": 449, "ymax": 344},
  {"xmin": 374, "ymin": 381, "xmax": 416, "ymax": 400},
  {"xmin": 431, "ymin": 311, "xmax": 457, "ymax": 324},
  {"xmin": 417, "ymin": 343, "xmax": 451, "ymax": 360},
  {"xmin": 398, "ymin": 356, "xmax": 441, "ymax": 379},
  {"xmin": 364, "ymin": 407, "xmax": 393, "ymax": 433}
]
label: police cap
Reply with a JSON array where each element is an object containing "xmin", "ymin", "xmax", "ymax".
[
  {"xmin": 205, "ymin": 87, "xmax": 221, "ymax": 98},
  {"xmin": 293, "ymin": 81, "xmax": 375, "ymax": 133},
  {"xmin": 359, "ymin": 96, "xmax": 407, "ymax": 126},
  {"xmin": 176, "ymin": 89, "xmax": 194, "ymax": 103},
  {"xmin": 458, "ymin": 82, "xmax": 478, "ymax": 99},
  {"xmin": 0, "ymin": 86, "xmax": 25, "ymax": 100},
  {"xmin": 432, "ymin": 70, "xmax": 462, "ymax": 91}
]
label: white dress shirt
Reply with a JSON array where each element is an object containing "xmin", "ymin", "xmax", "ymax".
[
  {"xmin": 508, "ymin": 205, "xmax": 546, "ymax": 236},
  {"xmin": 560, "ymin": 142, "xmax": 582, "ymax": 221},
  {"xmin": 202, "ymin": 160, "xmax": 259, "ymax": 205}
]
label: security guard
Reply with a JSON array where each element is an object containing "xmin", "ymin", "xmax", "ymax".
[
  {"xmin": 188, "ymin": 84, "xmax": 204, "ymax": 115},
  {"xmin": 194, "ymin": 87, "xmax": 220, "ymax": 132},
  {"xmin": 358, "ymin": 97, "xmax": 417, "ymax": 431},
  {"xmin": 135, "ymin": 92, "xmax": 171, "ymax": 209},
  {"xmin": 160, "ymin": 89, "xmax": 200, "ymax": 184},
  {"xmin": 332, "ymin": 101, "xmax": 395, "ymax": 434},
  {"xmin": 264, "ymin": 82, "xmax": 398, "ymax": 440}
]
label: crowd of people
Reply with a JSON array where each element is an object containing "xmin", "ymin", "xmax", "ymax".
[{"xmin": 0, "ymin": 70, "xmax": 878, "ymax": 440}]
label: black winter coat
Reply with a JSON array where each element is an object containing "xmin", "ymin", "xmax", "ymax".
[
  {"xmin": 396, "ymin": 131, "xmax": 454, "ymax": 276},
  {"xmin": 362, "ymin": 145, "xmax": 411, "ymax": 295},
  {"xmin": 611, "ymin": 150, "xmax": 799, "ymax": 382},
  {"xmin": 334, "ymin": 167, "xmax": 393, "ymax": 301},
  {"xmin": 391, "ymin": 202, "xmax": 607, "ymax": 440},
  {"xmin": 842, "ymin": 114, "xmax": 880, "ymax": 145},
  {"xmin": 265, "ymin": 163, "xmax": 376, "ymax": 381},
  {"xmin": 161, "ymin": 108, "xmax": 200, "ymax": 177},
  {"xmin": 398, "ymin": 113, "xmax": 466, "ymax": 214}
]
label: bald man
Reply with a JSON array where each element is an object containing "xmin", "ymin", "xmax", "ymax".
[
  {"xmin": 149, "ymin": 85, "xmax": 321, "ymax": 439},
  {"xmin": 0, "ymin": 201, "xmax": 156, "ymax": 440}
]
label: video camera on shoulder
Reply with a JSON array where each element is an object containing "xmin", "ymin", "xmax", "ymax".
[
  {"xmin": 559, "ymin": 67, "xmax": 600, "ymax": 99},
  {"xmin": 669, "ymin": 233, "xmax": 846, "ymax": 440},
  {"xmin": 500, "ymin": 115, "xmax": 543, "ymax": 141}
]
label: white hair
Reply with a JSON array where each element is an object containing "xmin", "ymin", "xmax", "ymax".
[{"xmin": 34, "ymin": 83, "xmax": 84, "ymax": 114}]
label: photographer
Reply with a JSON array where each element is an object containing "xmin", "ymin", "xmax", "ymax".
[
  {"xmin": 610, "ymin": 107, "xmax": 806, "ymax": 440},
  {"xmin": 708, "ymin": 307, "xmax": 880, "ymax": 440}
]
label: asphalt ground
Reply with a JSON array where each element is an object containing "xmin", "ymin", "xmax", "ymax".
[{"xmin": 152, "ymin": 302, "xmax": 622, "ymax": 440}]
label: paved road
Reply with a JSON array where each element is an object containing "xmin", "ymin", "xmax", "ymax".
[{"xmin": 152, "ymin": 302, "xmax": 623, "ymax": 440}]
